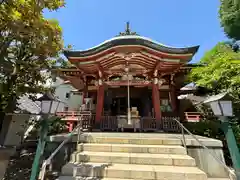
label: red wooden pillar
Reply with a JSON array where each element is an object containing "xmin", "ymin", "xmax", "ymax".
[
  {"xmin": 152, "ymin": 78, "xmax": 161, "ymax": 126},
  {"xmin": 82, "ymin": 80, "xmax": 88, "ymax": 105},
  {"xmin": 170, "ymin": 82, "xmax": 177, "ymax": 113},
  {"xmin": 95, "ymin": 82, "xmax": 104, "ymax": 125}
]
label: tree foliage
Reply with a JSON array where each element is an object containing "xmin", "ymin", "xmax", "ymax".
[
  {"xmin": 189, "ymin": 43, "xmax": 240, "ymax": 116},
  {"xmin": 0, "ymin": 0, "xmax": 65, "ymax": 112},
  {"xmin": 54, "ymin": 44, "xmax": 75, "ymax": 68},
  {"xmin": 189, "ymin": 43, "xmax": 240, "ymax": 154},
  {"xmin": 55, "ymin": 56, "xmax": 75, "ymax": 68},
  {"xmin": 0, "ymin": 0, "xmax": 65, "ymax": 144},
  {"xmin": 219, "ymin": 0, "xmax": 240, "ymax": 40}
]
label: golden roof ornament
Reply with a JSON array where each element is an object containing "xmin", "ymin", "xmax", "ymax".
[{"xmin": 117, "ymin": 22, "xmax": 139, "ymax": 36}]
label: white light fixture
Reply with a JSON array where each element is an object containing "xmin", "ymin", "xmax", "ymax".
[
  {"xmin": 203, "ymin": 92, "xmax": 233, "ymax": 117},
  {"xmin": 37, "ymin": 93, "xmax": 64, "ymax": 114}
]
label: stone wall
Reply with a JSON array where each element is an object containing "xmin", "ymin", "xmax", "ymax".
[
  {"xmin": 4, "ymin": 114, "xmax": 30, "ymax": 146},
  {"xmin": 185, "ymin": 136, "xmax": 229, "ymax": 178}
]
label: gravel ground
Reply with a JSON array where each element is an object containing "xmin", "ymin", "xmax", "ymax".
[
  {"xmin": 2, "ymin": 142, "xmax": 59, "ymax": 180},
  {"xmin": 3, "ymin": 145, "xmax": 36, "ymax": 180}
]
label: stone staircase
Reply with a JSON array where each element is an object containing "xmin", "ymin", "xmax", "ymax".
[{"xmin": 57, "ymin": 135, "xmax": 209, "ymax": 180}]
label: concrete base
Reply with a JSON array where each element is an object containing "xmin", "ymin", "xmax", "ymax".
[{"xmin": 48, "ymin": 132, "xmax": 229, "ymax": 178}]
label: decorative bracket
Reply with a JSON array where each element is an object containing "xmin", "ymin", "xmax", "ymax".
[
  {"xmin": 158, "ymin": 78, "xmax": 166, "ymax": 86},
  {"xmin": 153, "ymin": 77, "xmax": 158, "ymax": 85},
  {"xmin": 98, "ymin": 79, "xmax": 103, "ymax": 86}
]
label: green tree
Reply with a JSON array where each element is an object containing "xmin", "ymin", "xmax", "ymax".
[
  {"xmin": 54, "ymin": 45, "xmax": 74, "ymax": 68},
  {"xmin": 55, "ymin": 56, "xmax": 75, "ymax": 68},
  {"xmin": 0, "ymin": 0, "xmax": 65, "ymax": 144},
  {"xmin": 219, "ymin": 0, "xmax": 240, "ymax": 40},
  {"xmin": 189, "ymin": 43, "xmax": 240, "ymax": 109},
  {"xmin": 189, "ymin": 43, "xmax": 240, "ymax": 151}
]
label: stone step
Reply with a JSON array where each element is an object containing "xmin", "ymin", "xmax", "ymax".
[
  {"xmin": 72, "ymin": 151, "xmax": 196, "ymax": 166},
  {"xmin": 79, "ymin": 136, "xmax": 182, "ymax": 145},
  {"xmin": 57, "ymin": 176, "xmax": 74, "ymax": 180},
  {"xmin": 77, "ymin": 143, "xmax": 187, "ymax": 154},
  {"xmin": 208, "ymin": 179, "xmax": 231, "ymax": 180},
  {"xmin": 69, "ymin": 162, "xmax": 207, "ymax": 180},
  {"xmin": 57, "ymin": 177, "xmax": 230, "ymax": 180}
]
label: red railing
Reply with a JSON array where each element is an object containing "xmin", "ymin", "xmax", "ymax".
[
  {"xmin": 162, "ymin": 116, "xmax": 181, "ymax": 132},
  {"xmin": 141, "ymin": 117, "xmax": 157, "ymax": 131},
  {"xmin": 100, "ymin": 116, "xmax": 118, "ymax": 131},
  {"xmin": 99, "ymin": 116, "xmax": 180, "ymax": 132},
  {"xmin": 184, "ymin": 112, "xmax": 201, "ymax": 122},
  {"xmin": 56, "ymin": 111, "xmax": 181, "ymax": 133},
  {"xmin": 56, "ymin": 111, "xmax": 93, "ymax": 132},
  {"xmin": 56, "ymin": 111, "xmax": 91, "ymax": 117},
  {"xmin": 140, "ymin": 116, "xmax": 181, "ymax": 132}
]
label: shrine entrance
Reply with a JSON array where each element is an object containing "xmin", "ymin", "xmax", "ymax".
[
  {"xmin": 111, "ymin": 97, "xmax": 127, "ymax": 116},
  {"xmin": 130, "ymin": 97, "xmax": 143, "ymax": 116},
  {"xmin": 110, "ymin": 97, "xmax": 143, "ymax": 116},
  {"xmin": 107, "ymin": 87, "xmax": 149, "ymax": 117}
]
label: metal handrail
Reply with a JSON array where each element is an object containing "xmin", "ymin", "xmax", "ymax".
[
  {"xmin": 39, "ymin": 119, "xmax": 83, "ymax": 180},
  {"xmin": 173, "ymin": 118, "xmax": 234, "ymax": 178}
]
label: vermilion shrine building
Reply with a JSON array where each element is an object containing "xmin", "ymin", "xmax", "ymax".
[{"xmin": 56, "ymin": 23, "xmax": 200, "ymax": 132}]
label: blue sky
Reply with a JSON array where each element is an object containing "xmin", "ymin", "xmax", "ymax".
[{"xmin": 44, "ymin": 0, "xmax": 228, "ymax": 63}]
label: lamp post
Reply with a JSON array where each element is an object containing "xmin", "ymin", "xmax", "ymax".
[
  {"xmin": 124, "ymin": 66, "xmax": 131, "ymax": 125},
  {"xmin": 30, "ymin": 93, "xmax": 63, "ymax": 180},
  {"xmin": 203, "ymin": 92, "xmax": 240, "ymax": 179}
]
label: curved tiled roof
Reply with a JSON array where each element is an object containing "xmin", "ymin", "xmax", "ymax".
[
  {"xmin": 17, "ymin": 95, "xmax": 41, "ymax": 114},
  {"xmin": 64, "ymin": 35, "xmax": 199, "ymax": 58}
]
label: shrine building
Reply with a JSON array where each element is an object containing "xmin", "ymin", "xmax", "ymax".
[{"xmin": 55, "ymin": 23, "xmax": 200, "ymax": 132}]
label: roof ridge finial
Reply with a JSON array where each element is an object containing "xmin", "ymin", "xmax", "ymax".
[
  {"xmin": 117, "ymin": 22, "xmax": 139, "ymax": 37},
  {"xmin": 125, "ymin": 21, "xmax": 130, "ymax": 35}
]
